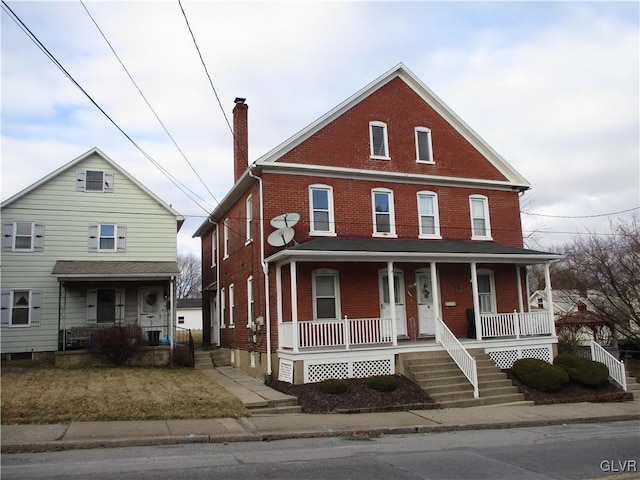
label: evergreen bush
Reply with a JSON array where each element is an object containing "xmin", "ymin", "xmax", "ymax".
[
  {"xmin": 554, "ymin": 354, "xmax": 609, "ymax": 387},
  {"xmin": 512, "ymin": 358, "xmax": 569, "ymax": 392},
  {"xmin": 365, "ymin": 375, "xmax": 397, "ymax": 392},
  {"xmin": 316, "ymin": 378, "xmax": 348, "ymax": 394}
]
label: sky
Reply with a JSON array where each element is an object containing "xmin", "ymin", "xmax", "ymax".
[{"xmin": 2, "ymin": 1, "xmax": 639, "ymax": 256}]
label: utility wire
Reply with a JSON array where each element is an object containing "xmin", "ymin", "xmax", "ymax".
[
  {"xmin": 80, "ymin": 0, "xmax": 218, "ymax": 208},
  {"xmin": 1, "ymin": 0, "xmax": 211, "ymax": 215},
  {"xmin": 522, "ymin": 206, "xmax": 639, "ymax": 219}
]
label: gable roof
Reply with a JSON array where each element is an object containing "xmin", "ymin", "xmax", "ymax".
[
  {"xmin": 256, "ymin": 63, "xmax": 530, "ymax": 187},
  {"xmin": 1, "ymin": 147, "xmax": 185, "ymax": 230}
]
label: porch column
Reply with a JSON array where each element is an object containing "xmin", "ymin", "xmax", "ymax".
[
  {"xmin": 525, "ymin": 266, "xmax": 531, "ymax": 313},
  {"xmin": 544, "ymin": 263, "xmax": 556, "ymax": 335},
  {"xmin": 516, "ymin": 266, "xmax": 524, "ymax": 313},
  {"xmin": 470, "ymin": 262, "xmax": 482, "ymax": 340},
  {"xmin": 291, "ymin": 261, "xmax": 299, "ymax": 353},
  {"xmin": 276, "ymin": 264, "xmax": 283, "ymax": 349},
  {"xmin": 387, "ymin": 261, "xmax": 398, "ymax": 346},
  {"xmin": 430, "ymin": 262, "xmax": 440, "ymax": 320},
  {"xmin": 169, "ymin": 276, "xmax": 175, "ymax": 350}
]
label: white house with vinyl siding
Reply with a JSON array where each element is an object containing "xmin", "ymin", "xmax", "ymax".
[{"xmin": 1, "ymin": 148, "xmax": 184, "ymax": 359}]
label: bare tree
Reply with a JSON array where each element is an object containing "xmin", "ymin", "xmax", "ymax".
[
  {"xmin": 551, "ymin": 217, "xmax": 640, "ymax": 338},
  {"xmin": 176, "ymin": 252, "xmax": 202, "ymax": 299}
]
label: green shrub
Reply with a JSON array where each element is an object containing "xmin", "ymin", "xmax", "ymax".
[
  {"xmin": 365, "ymin": 375, "xmax": 397, "ymax": 392},
  {"xmin": 554, "ymin": 354, "xmax": 609, "ymax": 387},
  {"xmin": 512, "ymin": 358, "xmax": 569, "ymax": 392},
  {"xmin": 316, "ymin": 378, "xmax": 347, "ymax": 394}
]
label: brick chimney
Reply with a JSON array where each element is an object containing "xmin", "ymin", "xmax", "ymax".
[{"xmin": 233, "ymin": 97, "xmax": 248, "ymax": 183}]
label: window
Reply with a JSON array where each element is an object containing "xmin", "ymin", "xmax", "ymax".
[
  {"xmin": 537, "ymin": 297, "xmax": 544, "ymax": 309},
  {"xmin": 221, "ymin": 287, "xmax": 226, "ymax": 327},
  {"xmin": 312, "ymin": 270, "xmax": 340, "ymax": 320},
  {"xmin": 245, "ymin": 195, "xmax": 253, "ymax": 243},
  {"xmin": 372, "ymin": 188, "xmax": 396, "ymax": 237},
  {"xmin": 369, "ymin": 121, "xmax": 390, "ymax": 159},
  {"xmin": 415, "ymin": 127, "xmax": 434, "ymax": 163},
  {"xmin": 1, "ymin": 290, "xmax": 42, "ymax": 327},
  {"xmin": 88, "ymin": 224, "xmax": 127, "ymax": 252},
  {"xmin": 417, "ymin": 191, "xmax": 441, "ymax": 238},
  {"xmin": 477, "ymin": 270, "xmax": 496, "ymax": 314},
  {"xmin": 223, "ymin": 219, "xmax": 229, "ymax": 259},
  {"xmin": 247, "ymin": 276, "xmax": 254, "ymax": 327},
  {"xmin": 76, "ymin": 170, "xmax": 114, "ymax": 193},
  {"xmin": 86, "ymin": 288, "xmax": 125, "ymax": 324},
  {"xmin": 229, "ymin": 284, "xmax": 235, "ymax": 327},
  {"xmin": 178, "ymin": 316, "xmax": 185, "ymax": 324},
  {"xmin": 211, "ymin": 231, "xmax": 217, "ymax": 267},
  {"xmin": 2, "ymin": 221, "xmax": 45, "ymax": 252},
  {"xmin": 469, "ymin": 195, "xmax": 492, "ymax": 240},
  {"xmin": 309, "ymin": 184, "xmax": 335, "ymax": 235}
]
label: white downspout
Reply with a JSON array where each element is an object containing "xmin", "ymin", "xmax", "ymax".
[{"xmin": 170, "ymin": 276, "xmax": 175, "ymax": 350}]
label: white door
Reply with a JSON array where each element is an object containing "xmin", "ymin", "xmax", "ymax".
[
  {"xmin": 210, "ymin": 295, "xmax": 219, "ymax": 346},
  {"xmin": 379, "ymin": 270, "xmax": 407, "ymax": 337},
  {"xmin": 416, "ymin": 271, "xmax": 435, "ymax": 336},
  {"xmin": 139, "ymin": 287, "xmax": 164, "ymax": 329}
]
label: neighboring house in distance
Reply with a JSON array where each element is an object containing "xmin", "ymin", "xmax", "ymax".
[
  {"xmin": 194, "ymin": 63, "xmax": 561, "ymax": 395},
  {"xmin": 1, "ymin": 148, "xmax": 184, "ymax": 360},
  {"xmin": 177, "ymin": 298, "xmax": 203, "ymax": 330}
]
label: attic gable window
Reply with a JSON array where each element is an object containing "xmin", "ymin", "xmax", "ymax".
[
  {"xmin": 415, "ymin": 127, "xmax": 434, "ymax": 163},
  {"xmin": 76, "ymin": 170, "xmax": 114, "ymax": 193},
  {"xmin": 369, "ymin": 121, "xmax": 390, "ymax": 160}
]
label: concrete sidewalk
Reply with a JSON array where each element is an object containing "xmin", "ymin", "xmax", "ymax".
[{"xmin": 3, "ymin": 365, "xmax": 639, "ymax": 453}]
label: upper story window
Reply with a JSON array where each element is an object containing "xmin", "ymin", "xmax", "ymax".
[
  {"xmin": 229, "ymin": 283, "xmax": 235, "ymax": 327},
  {"xmin": 372, "ymin": 188, "xmax": 396, "ymax": 237},
  {"xmin": 76, "ymin": 170, "xmax": 114, "ymax": 193},
  {"xmin": 211, "ymin": 231, "xmax": 217, "ymax": 267},
  {"xmin": 2, "ymin": 221, "xmax": 45, "ymax": 252},
  {"xmin": 469, "ymin": 195, "xmax": 492, "ymax": 240},
  {"xmin": 247, "ymin": 275, "xmax": 254, "ymax": 327},
  {"xmin": 245, "ymin": 195, "xmax": 253, "ymax": 244},
  {"xmin": 309, "ymin": 184, "xmax": 336, "ymax": 236},
  {"xmin": 312, "ymin": 270, "xmax": 340, "ymax": 320},
  {"xmin": 415, "ymin": 127, "xmax": 434, "ymax": 163},
  {"xmin": 417, "ymin": 191, "xmax": 441, "ymax": 239},
  {"xmin": 220, "ymin": 287, "xmax": 226, "ymax": 327},
  {"xmin": 223, "ymin": 218, "xmax": 229, "ymax": 259},
  {"xmin": 369, "ymin": 121, "xmax": 390, "ymax": 160},
  {"xmin": 1, "ymin": 289, "xmax": 42, "ymax": 327},
  {"xmin": 88, "ymin": 223, "xmax": 127, "ymax": 252}
]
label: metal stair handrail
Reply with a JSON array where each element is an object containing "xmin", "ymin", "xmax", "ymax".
[{"xmin": 435, "ymin": 316, "xmax": 479, "ymax": 398}]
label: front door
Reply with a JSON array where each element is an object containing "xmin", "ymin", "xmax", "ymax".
[
  {"xmin": 210, "ymin": 294, "xmax": 219, "ymax": 346},
  {"xmin": 379, "ymin": 270, "xmax": 407, "ymax": 337},
  {"xmin": 139, "ymin": 287, "xmax": 164, "ymax": 330},
  {"xmin": 416, "ymin": 271, "xmax": 436, "ymax": 336}
]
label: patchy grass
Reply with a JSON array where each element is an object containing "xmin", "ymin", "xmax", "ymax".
[{"xmin": 1, "ymin": 363, "xmax": 249, "ymax": 424}]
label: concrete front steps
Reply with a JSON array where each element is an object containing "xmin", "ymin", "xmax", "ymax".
[
  {"xmin": 624, "ymin": 374, "xmax": 640, "ymax": 399},
  {"xmin": 402, "ymin": 349, "xmax": 533, "ymax": 408},
  {"xmin": 193, "ymin": 349, "xmax": 301, "ymax": 415}
]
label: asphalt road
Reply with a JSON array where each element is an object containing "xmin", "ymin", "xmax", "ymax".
[{"xmin": 2, "ymin": 421, "xmax": 639, "ymax": 480}]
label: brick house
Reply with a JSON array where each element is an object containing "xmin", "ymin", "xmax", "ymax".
[{"xmin": 194, "ymin": 64, "xmax": 561, "ymax": 402}]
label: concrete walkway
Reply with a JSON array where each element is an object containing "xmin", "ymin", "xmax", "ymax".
[{"xmin": 2, "ymin": 366, "xmax": 639, "ymax": 453}]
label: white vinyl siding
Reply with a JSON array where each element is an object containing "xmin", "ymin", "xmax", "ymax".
[
  {"xmin": 417, "ymin": 191, "xmax": 441, "ymax": 239},
  {"xmin": 372, "ymin": 188, "xmax": 396, "ymax": 237},
  {"xmin": 369, "ymin": 121, "xmax": 390, "ymax": 160},
  {"xmin": 415, "ymin": 127, "xmax": 434, "ymax": 163},
  {"xmin": 1, "ymin": 289, "xmax": 42, "ymax": 327},
  {"xmin": 470, "ymin": 195, "xmax": 492, "ymax": 240},
  {"xmin": 245, "ymin": 195, "xmax": 253, "ymax": 243},
  {"xmin": 309, "ymin": 184, "xmax": 336, "ymax": 236},
  {"xmin": 312, "ymin": 270, "xmax": 340, "ymax": 320},
  {"xmin": 2, "ymin": 221, "xmax": 45, "ymax": 252},
  {"xmin": 88, "ymin": 224, "xmax": 127, "ymax": 252}
]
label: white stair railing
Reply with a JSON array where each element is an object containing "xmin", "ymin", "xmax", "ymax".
[
  {"xmin": 435, "ymin": 316, "xmax": 479, "ymax": 398},
  {"xmin": 590, "ymin": 341, "xmax": 627, "ymax": 391}
]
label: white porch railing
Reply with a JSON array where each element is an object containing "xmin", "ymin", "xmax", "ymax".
[
  {"xmin": 481, "ymin": 311, "xmax": 554, "ymax": 339},
  {"xmin": 590, "ymin": 340, "xmax": 627, "ymax": 391},
  {"xmin": 279, "ymin": 317, "xmax": 394, "ymax": 350},
  {"xmin": 435, "ymin": 316, "xmax": 479, "ymax": 398}
]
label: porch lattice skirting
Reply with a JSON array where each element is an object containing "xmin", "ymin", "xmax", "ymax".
[
  {"xmin": 304, "ymin": 356, "xmax": 394, "ymax": 383},
  {"xmin": 485, "ymin": 345, "xmax": 553, "ymax": 369}
]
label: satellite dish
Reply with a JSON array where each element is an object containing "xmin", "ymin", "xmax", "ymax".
[
  {"xmin": 270, "ymin": 213, "xmax": 300, "ymax": 229},
  {"xmin": 267, "ymin": 227, "xmax": 295, "ymax": 247}
]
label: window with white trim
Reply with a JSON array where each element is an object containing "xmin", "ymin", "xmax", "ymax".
[
  {"xmin": 211, "ymin": 231, "xmax": 217, "ymax": 267},
  {"xmin": 415, "ymin": 127, "xmax": 434, "ymax": 163},
  {"xmin": 417, "ymin": 191, "xmax": 441, "ymax": 238},
  {"xmin": 2, "ymin": 221, "xmax": 45, "ymax": 252},
  {"xmin": 245, "ymin": 195, "xmax": 253, "ymax": 243},
  {"xmin": 1, "ymin": 290, "xmax": 42, "ymax": 327},
  {"xmin": 309, "ymin": 184, "xmax": 335, "ymax": 235},
  {"xmin": 477, "ymin": 269, "xmax": 496, "ymax": 314},
  {"xmin": 229, "ymin": 283, "xmax": 235, "ymax": 327},
  {"xmin": 76, "ymin": 170, "xmax": 114, "ymax": 193},
  {"xmin": 312, "ymin": 270, "xmax": 340, "ymax": 320},
  {"xmin": 223, "ymin": 219, "xmax": 229, "ymax": 259},
  {"xmin": 369, "ymin": 121, "xmax": 390, "ymax": 159},
  {"xmin": 220, "ymin": 287, "xmax": 226, "ymax": 327},
  {"xmin": 469, "ymin": 195, "xmax": 492, "ymax": 240},
  {"xmin": 88, "ymin": 224, "xmax": 126, "ymax": 252},
  {"xmin": 372, "ymin": 188, "xmax": 396, "ymax": 237},
  {"xmin": 247, "ymin": 276, "xmax": 254, "ymax": 327}
]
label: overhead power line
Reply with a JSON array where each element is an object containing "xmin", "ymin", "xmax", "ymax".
[
  {"xmin": 1, "ymin": 0, "xmax": 211, "ymax": 215},
  {"xmin": 523, "ymin": 206, "xmax": 639, "ymax": 219}
]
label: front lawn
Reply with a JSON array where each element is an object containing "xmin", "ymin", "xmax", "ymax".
[{"xmin": 1, "ymin": 363, "xmax": 249, "ymax": 424}]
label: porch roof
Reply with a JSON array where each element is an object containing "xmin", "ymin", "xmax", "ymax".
[
  {"xmin": 52, "ymin": 260, "xmax": 179, "ymax": 281},
  {"xmin": 265, "ymin": 238, "xmax": 561, "ymax": 264}
]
